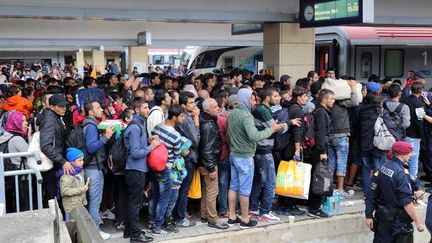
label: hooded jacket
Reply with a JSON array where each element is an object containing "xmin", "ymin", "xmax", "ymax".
[
  {"xmin": 227, "ymin": 88, "xmax": 273, "ymax": 158},
  {"xmin": 3, "ymin": 95, "xmax": 33, "ymax": 119}
]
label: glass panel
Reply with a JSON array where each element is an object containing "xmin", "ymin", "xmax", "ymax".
[
  {"xmin": 360, "ymin": 52, "xmax": 372, "ymax": 78},
  {"xmin": 385, "ymin": 50, "xmax": 404, "ymax": 77}
]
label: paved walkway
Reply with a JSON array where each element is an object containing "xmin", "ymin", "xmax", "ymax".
[{"xmin": 104, "ymin": 193, "xmax": 366, "ymax": 242}]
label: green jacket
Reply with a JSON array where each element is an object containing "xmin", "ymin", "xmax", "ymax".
[
  {"xmin": 60, "ymin": 171, "xmax": 87, "ymax": 212},
  {"xmin": 227, "ymin": 108, "xmax": 273, "ymax": 158}
]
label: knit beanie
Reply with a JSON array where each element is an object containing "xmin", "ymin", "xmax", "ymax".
[{"xmin": 66, "ymin": 148, "xmax": 84, "ymax": 162}]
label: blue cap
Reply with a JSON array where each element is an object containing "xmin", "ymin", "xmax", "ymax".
[
  {"xmin": 140, "ymin": 77, "xmax": 150, "ymax": 85},
  {"xmin": 367, "ymin": 82, "xmax": 381, "ymax": 93},
  {"xmin": 66, "ymin": 148, "xmax": 84, "ymax": 162},
  {"xmin": 414, "ymin": 71, "xmax": 426, "ymax": 79}
]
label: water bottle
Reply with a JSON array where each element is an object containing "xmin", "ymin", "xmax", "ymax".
[{"xmin": 334, "ymin": 191, "xmax": 340, "ymax": 215}]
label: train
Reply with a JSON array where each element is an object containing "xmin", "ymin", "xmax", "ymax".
[{"xmin": 181, "ymin": 26, "xmax": 432, "ymax": 83}]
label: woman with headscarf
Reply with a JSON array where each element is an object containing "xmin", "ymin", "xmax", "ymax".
[{"xmin": 2, "ymin": 111, "xmax": 31, "ymax": 212}]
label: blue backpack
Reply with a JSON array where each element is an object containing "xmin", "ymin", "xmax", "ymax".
[{"xmin": 74, "ymin": 87, "xmax": 109, "ymax": 111}]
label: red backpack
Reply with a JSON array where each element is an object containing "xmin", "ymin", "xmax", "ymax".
[
  {"xmin": 303, "ymin": 113, "xmax": 316, "ymax": 149},
  {"xmin": 147, "ymin": 143, "xmax": 168, "ymax": 172}
]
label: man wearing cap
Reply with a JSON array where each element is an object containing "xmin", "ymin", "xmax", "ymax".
[
  {"xmin": 40, "ymin": 94, "xmax": 70, "ymax": 207},
  {"xmin": 367, "ymin": 82, "xmax": 382, "ymax": 94},
  {"xmin": 365, "ymin": 141, "xmax": 424, "ymax": 243},
  {"xmin": 402, "ymin": 71, "xmax": 426, "ymax": 98}
]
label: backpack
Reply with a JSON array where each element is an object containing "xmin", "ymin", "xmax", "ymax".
[
  {"xmin": 106, "ymin": 120, "xmax": 141, "ymax": 173},
  {"xmin": 373, "ymin": 109, "xmax": 396, "ymax": 151},
  {"xmin": 65, "ymin": 120, "xmax": 98, "ymax": 167},
  {"xmin": 383, "ymin": 102, "xmax": 406, "ymax": 141},
  {"xmin": 303, "ymin": 112, "xmax": 316, "ymax": 149},
  {"xmin": 272, "ymin": 107, "xmax": 290, "ymax": 151},
  {"xmin": 75, "ymin": 87, "xmax": 109, "ymax": 111}
]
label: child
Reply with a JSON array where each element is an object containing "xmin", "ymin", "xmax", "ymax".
[
  {"xmin": 164, "ymin": 136, "xmax": 192, "ymax": 230},
  {"xmin": 56, "ymin": 148, "xmax": 89, "ymax": 220}
]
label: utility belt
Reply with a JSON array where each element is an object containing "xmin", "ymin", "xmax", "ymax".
[{"xmin": 376, "ymin": 205, "xmax": 412, "ymax": 223}]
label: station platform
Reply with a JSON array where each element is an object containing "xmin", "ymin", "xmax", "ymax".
[{"xmin": 103, "ymin": 191, "xmax": 430, "ymax": 243}]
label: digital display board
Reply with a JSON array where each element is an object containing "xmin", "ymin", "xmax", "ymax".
[{"xmin": 300, "ymin": 0, "xmax": 373, "ymax": 28}]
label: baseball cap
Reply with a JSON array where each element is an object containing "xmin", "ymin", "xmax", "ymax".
[
  {"xmin": 367, "ymin": 82, "xmax": 381, "ymax": 93},
  {"xmin": 49, "ymin": 94, "xmax": 68, "ymax": 107}
]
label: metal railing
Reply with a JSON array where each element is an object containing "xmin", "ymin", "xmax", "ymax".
[{"xmin": 0, "ymin": 151, "xmax": 43, "ymax": 213}]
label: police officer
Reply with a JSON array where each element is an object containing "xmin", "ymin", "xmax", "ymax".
[{"xmin": 365, "ymin": 141, "xmax": 425, "ymax": 243}]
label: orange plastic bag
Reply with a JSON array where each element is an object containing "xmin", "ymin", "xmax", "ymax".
[
  {"xmin": 188, "ymin": 169, "xmax": 201, "ymax": 199},
  {"xmin": 275, "ymin": 160, "xmax": 312, "ymax": 200}
]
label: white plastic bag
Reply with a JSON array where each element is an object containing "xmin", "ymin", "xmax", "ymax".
[
  {"xmin": 322, "ymin": 78, "xmax": 363, "ymax": 102},
  {"xmin": 26, "ymin": 132, "xmax": 53, "ymax": 172}
]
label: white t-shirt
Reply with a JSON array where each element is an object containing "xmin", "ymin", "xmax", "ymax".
[{"xmin": 0, "ymin": 75, "xmax": 7, "ymax": 84}]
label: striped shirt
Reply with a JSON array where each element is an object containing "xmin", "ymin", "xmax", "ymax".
[
  {"xmin": 152, "ymin": 124, "xmax": 181, "ymax": 164},
  {"xmin": 252, "ymin": 104, "xmax": 276, "ymax": 154}
]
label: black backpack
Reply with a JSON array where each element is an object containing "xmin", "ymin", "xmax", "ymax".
[
  {"xmin": 65, "ymin": 120, "xmax": 98, "ymax": 167},
  {"xmin": 106, "ymin": 120, "xmax": 141, "ymax": 173},
  {"xmin": 383, "ymin": 102, "xmax": 406, "ymax": 141},
  {"xmin": 272, "ymin": 107, "xmax": 290, "ymax": 152}
]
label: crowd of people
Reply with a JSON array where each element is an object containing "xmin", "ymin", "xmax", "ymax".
[{"xmin": 0, "ymin": 61, "xmax": 431, "ymax": 242}]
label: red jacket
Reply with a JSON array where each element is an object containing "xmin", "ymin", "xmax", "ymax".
[{"xmin": 217, "ymin": 115, "xmax": 229, "ymax": 161}]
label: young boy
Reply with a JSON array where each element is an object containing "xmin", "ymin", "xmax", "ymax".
[
  {"xmin": 164, "ymin": 136, "xmax": 192, "ymax": 231},
  {"xmin": 56, "ymin": 148, "xmax": 89, "ymax": 220}
]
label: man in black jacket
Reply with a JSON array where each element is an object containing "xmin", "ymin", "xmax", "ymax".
[
  {"xmin": 40, "ymin": 94, "xmax": 69, "ymax": 207},
  {"xmin": 309, "ymin": 89, "xmax": 335, "ymax": 218},
  {"xmin": 198, "ymin": 98, "xmax": 229, "ymax": 230},
  {"xmin": 276, "ymin": 86, "xmax": 309, "ymax": 216}
]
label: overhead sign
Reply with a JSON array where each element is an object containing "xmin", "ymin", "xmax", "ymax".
[{"xmin": 300, "ymin": 0, "xmax": 374, "ymax": 28}]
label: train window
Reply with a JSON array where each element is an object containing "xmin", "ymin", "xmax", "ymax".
[
  {"xmin": 223, "ymin": 57, "xmax": 234, "ymax": 67},
  {"xmin": 153, "ymin": 55, "xmax": 164, "ymax": 65},
  {"xmin": 360, "ymin": 52, "xmax": 372, "ymax": 78},
  {"xmin": 385, "ymin": 50, "xmax": 404, "ymax": 77}
]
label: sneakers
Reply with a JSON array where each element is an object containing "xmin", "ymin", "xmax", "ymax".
[
  {"xmin": 307, "ymin": 209, "xmax": 330, "ymax": 219},
  {"xmin": 239, "ymin": 219, "xmax": 258, "ymax": 229},
  {"xmin": 114, "ymin": 221, "xmax": 125, "ymax": 231},
  {"xmin": 249, "ymin": 210, "xmax": 259, "ymax": 217},
  {"xmin": 163, "ymin": 217, "xmax": 179, "ymax": 233},
  {"xmin": 99, "ymin": 231, "xmax": 111, "ymax": 240},
  {"xmin": 176, "ymin": 218, "xmax": 196, "ymax": 228},
  {"xmin": 200, "ymin": 217, "xmax": 209, "ymax": 223},
  {"xmin": 100, "ymin": 209, "xmax": 115, "ymax": 220},
  {"xmin": 227, "ymin": 216, "xmax": 242, "ymax": 226},
  {"xmin": 275, "ymin": 209, "xmax": 290, "ymax": 216},
  {"xmin": 152, "ymin": 226, "xmax": 174, "ymax": 236},
  {"xmin": 259, "ymin": 212, "xmax": 280, "ymax": 222},
  {"xmin": 339, "ymin": 190, "xmax": 354, "ymax": 200},
  {"xmin": 287, "ymin": 206, "xmax": 305, "ymax": 216},
  {"xmin": 208, "ymin": 221, "xmax": 229, "ymax": 230}
]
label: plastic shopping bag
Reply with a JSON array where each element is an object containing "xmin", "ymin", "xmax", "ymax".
[
  {"xmin": 26, "ymin": 131, "xmax": 53, "ymax": 172},
  {"xmin": 188, "ymin": 169, "xmax": 201, "ymax": 199},
  {"xmin": 275, "ymin": 160, "xmax": 312, "ymax": 200}
]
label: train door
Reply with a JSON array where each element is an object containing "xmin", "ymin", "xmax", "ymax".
[
  {"xmin": 315, "ymin": 43, "xmax": 339, "ymax": 77},
  {"xmin": 355, "ymin": 46, "xmax": 380, "ymax": 82}
]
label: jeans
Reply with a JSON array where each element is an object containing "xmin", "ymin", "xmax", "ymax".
[
  {"xmin": 125, "ymin": 170, "xmax": 146, "ymax": 238},
  {"xmin": 361, "ymin": 150, "xmax": 385, "ymax": 194},
  {"xmin": 165, "ymin": 187, "xmax": 180, "ymax": 219},
  {"xmin": 148, "ymin": 169, "xmax": 173, "ymax": 227},
  {"xmin": 85, "ymin": 169, "xmax": 104, "ymax": 229},
  {"xmin": 217, "ymin": 158, "xmax": 230, "ymax": 215},
  {"xmin": 328, "ymin": 136, "xmax": 349, "ymax": 176},
  {"xmin": 404, "ymin": 137, "xmax": 421, "ymax": 177},
  {"xmin": 250, "ymin": 153, "xmax": 276, "ymax": 215},
  {"xmin": 176, "ymin": 161, "xmax": 196, "ymax": 221},
  {"xmin": 229, "ymin": 156, "xmax": 254, "ymax": 197}
]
